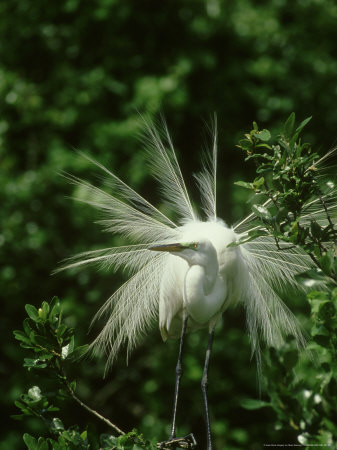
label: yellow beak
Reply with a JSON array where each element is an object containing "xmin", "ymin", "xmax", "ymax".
[{"xmin": 149, "ymin": 243, "xmax": 184, "ymax": 252}]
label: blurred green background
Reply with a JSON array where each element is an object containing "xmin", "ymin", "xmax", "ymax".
[{"xmin": 2, "ymin": 0, "xmax": 337, "ymax": 448}]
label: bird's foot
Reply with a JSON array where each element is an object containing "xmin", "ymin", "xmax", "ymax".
[{"xmin": 157, "ymin": 433, "xmax": 197, "ymax": 449}]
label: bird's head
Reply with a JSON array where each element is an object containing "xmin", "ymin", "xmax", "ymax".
[{"xmin": 149, "ymin": 238, "xmax": 217, "ymax": 267}]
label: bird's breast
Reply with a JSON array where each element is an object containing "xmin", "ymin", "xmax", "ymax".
[{"xmin": 184, "ymin": 266, "xmax": 226, "ymax": 325}]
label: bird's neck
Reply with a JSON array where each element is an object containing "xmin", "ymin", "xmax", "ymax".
[
  {"xmin": 188, "ymin": 250, "xmax": 219, "ymax": 296},
  {"xmin": 202, "ymin": 258, "xmax": 219, "ymax": 295},
  {"xmin": 183, "ymin": 257, "xmax": 220, "ymax": 324}
]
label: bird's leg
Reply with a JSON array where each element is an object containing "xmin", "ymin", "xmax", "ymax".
[
  {"xmin": 169, "ymin": 315, "xmax": 188, "ymax": 440},
  {"xmin": 201, "ymin": 326, "xmax": 215, "ymax": 450},
  {"xmin": 158, "ymin": 317, "xmax": 197, "ymax": 449}
]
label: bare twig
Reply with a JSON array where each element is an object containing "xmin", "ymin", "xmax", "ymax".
[
  {"xmin": 65, "ymin": 381, "xmax": 125, "ymax": 436},
  {"xmin": 58, "ymin": 358, "xmax": 125, "ymax": 436}
]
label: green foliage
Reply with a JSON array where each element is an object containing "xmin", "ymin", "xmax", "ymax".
[
  {"xmin": 242, "ymin": 288, "xmax": 337, "ymax": 446},
  {"xmin": 236, "ymin": 112, "xmax": 337, "ymax": 283},
  {"xmin": 13, "ymin": 385, "xmax": 59, "ymax": 422},
  {"xmin": 22, "ymin": 429, "xmax": 156, "ymax": 450},
  {"xmin": 23, "ymin": 429, "xmax": 88, "ymax": 450},
  {"xmin": 3, "ymin": 1, "xmax": 337, "ymax": 448},
  {"xmin": 13, "ymin": 296, "xmax": 87, "ymax": 373},
  {"xmin": 13, "ymin": 299, "xmax": 156, "ymax": 450},
  {"xmin": 238, "ymin": 115, "xmax": 337, "ymax": 447},
  {"xmin": 100, "ymin": 430, "xmax": 156, "ymax": 450}
]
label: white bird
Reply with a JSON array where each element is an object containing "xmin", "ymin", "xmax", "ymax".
[{"xmin": 59, "ymin": 118, "xmax": 336, "ymax": 450}]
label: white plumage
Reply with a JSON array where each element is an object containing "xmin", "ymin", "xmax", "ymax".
[
  {"xmin": 156, "ymin": 221, "xmax": 241, "ymax": 341},
  {"xmin": 59, "ymin": 118, "xmax": 337, "ymax": 376}
]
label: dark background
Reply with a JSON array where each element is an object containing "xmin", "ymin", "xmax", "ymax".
[{"xmin": 1, "ymin": 0, "xmax": 337, "ymax": 448}]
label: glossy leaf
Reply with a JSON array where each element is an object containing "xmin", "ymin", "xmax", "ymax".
[{"xmin": 240, "ymin": 399, "xmax": 271, "ymax": 410}]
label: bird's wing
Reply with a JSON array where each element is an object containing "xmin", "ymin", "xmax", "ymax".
[
  {"xmin": 59, "ymin": 151, "xmax": 189, "ymax": 369},
  {"xmin": 158, "ymin": 254, "xmax": 187, "ymax": 341},
  {"xmin": 239, "ymin": 237, "xmax": 313, "ymax": 292},
  {"xmin": 75, "ymin": 152, "xmax": 176, "ymax": 227},
  {"xmin": 143, "ymin": 117, "xmax": 199, "ymax": 222},
  {"xmin": 238, "ymin": 247, "xmax": 308, "ymax": 379},
  {"xmin": 54, "ymin": 244, "xmax": 162, "ymax": 275},
  {"xmin": 89, "ymin": 251, "xmax": 168, "ymax": 372},
  {"xmin": 62, "ymin": 173, "xmax": 178, "ymax": 244},
  {"xmin": 232, "ymin": 148, "xmax": 337, "ymax": 373}
]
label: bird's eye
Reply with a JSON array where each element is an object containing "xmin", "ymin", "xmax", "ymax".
[{"xmin": 193, "ymin": 243, "xmax": 198, "ymax": 249}]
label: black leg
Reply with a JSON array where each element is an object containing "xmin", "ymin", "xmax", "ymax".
[
  {"xmin": 169, "ymin": 315, "xmax": 188, "ymax": 440},
  {"xmin": 157, "ymin": 316, "xmax": 197, "ymax": 449},
  {"xmin": 201, "ymin": 326, "xmax": 215, "ymax": 450}
]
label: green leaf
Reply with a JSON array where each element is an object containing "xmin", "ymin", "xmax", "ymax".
[
  {"xmin": 252, "ymin": 177, "xmax": 265, "ymax": 190},
  {"xmin": 238, "ymin": 138, "xmax": 253, "ymax": 151},
  {"xmin": 275, "ymin": 207, "xmax": 288, "ymax": 221},
  {"xmin": 23, "ymin": 318, "xmax": 34, "ymax": 336},
  {"xmin": 56, "ymin": 324, "xmax": 67, "ymax": 338},
  {"xmin": 13, "ymin": 330, "xmax": 32, "ymax": 345},
  {"xmin": 310, "ymin": 221, "xmax": 322, "ymax": 239},
  {"xmin": 100, "ymin": 434, "xmax": 118, "ymax": 446},
  {"xmin": 68, "ymin": 335, "xmax": 75, "ymax": 353},
  {"xmin": 47, "ymin": 405, "xmax": 60, "ymax": 412},
  {"xmin": 14, "ymin": 400, "xmax": 31, "ymax": 416},
  {"xmin": 39, "ymin": 301, "xmax": 50, "ymax": 320},
  {"xmin": 295, "ymin": 116, "xmax": 312, "ymax": 135},
  {"xmin": 50, "ymin": 296, "xmax": 61, "ymax": 319},
  {"xmin": 253, "ymin": 129, "xmax": 271, "ymax": 142},
  {"xmin": 319, "ymin": 251, "xmax": 334, "ymax": 276},
  {"xmin": 240, "ymin": 399, "xmax": 271, "ymax": 410},
  {"xmin": 23, "ymin": 434, "xmax": 37, "ymax": 450},
  {"xmin": 307, "ymin": 290, "xmax": 329, "ymax": 301},
  {"xmin": 37, "ymin": 438, "xmax": 49, "ymax": 450},
  {"xmin": 318, "ymin": 301, "xmax": 336, "ymax": 321},
  {"xmin": 245, "ymin": 153, "xmax": 271, "ymax": 161},
  {"xmin": 234, "ymin": 180, "xmax": 254, "ymax": 190},
  {"xmin": 34, "ymin": 335, "xmax": 51, "ymax": 348},
  {"xmin": 24, "ymin": 358, "xmax": 48, "ymax": 369},
  {"xmin": 283, "ymin": 112, "xmax": 295, "ymax": 140},
  {"xmin": 308, "ymin": 296, "xmax": 330, "ymax": 316},
  {"xmin": 25, "ymin": 304, "xmax": 39, "ymax": 321}
]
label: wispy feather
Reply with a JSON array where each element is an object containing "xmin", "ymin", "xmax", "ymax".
[
  {"xmin": 194, "ymin": 115, "xmax": 218, "ymax": 220},
  {"xmin": 59, "ymin": 117, "xmax": 336, "ymax": 377},
  {"xmin": 142, "ymin": 116, "xmax": 198, "ymax": 222}
]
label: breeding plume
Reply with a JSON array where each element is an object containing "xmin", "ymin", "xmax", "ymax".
[{"xmin": 60, "ymin": 119, "xmax": 336, "ymax": 449}]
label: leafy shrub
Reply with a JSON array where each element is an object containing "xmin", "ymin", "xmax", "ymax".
[
  {"xmin": 238, "ymin": 114, "xmax": 337, "ymax": 447},
  {"xmin": 13, "ymin": 297, "xmax": 156, "ymax": 449}
]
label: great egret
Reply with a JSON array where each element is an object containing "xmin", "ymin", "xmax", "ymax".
[
  {"xmin": 59, "ymin": 118, "xmax": 336, "ymax": 450},
  {"xmin": 149, "ymin": 226, "xmax": 242, "ymax": 449}
]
